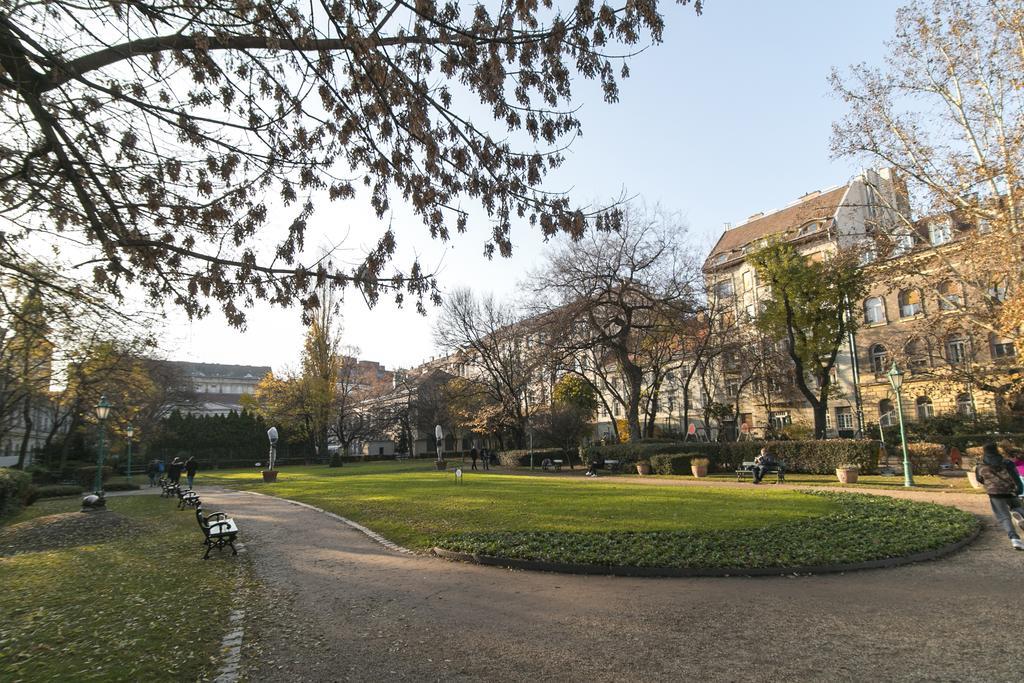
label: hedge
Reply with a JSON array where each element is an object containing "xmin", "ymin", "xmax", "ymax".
[
  {"xmin": 0, "ymin": 467, "xmax": 36, "ymax": 519},
  {"xmin": 75, "ymin": 465, "xmax": 112, "ymax": 489},
  {"xmin": 649, "ymin": 454, "xmax": 697, "ymax": 475},
  {"xmin": 595, "ymin": 439, "xmax": 882, "ymax": 475},
  {"xmin": 35, "ymin": 484, "xmax": 85, "ymax": 499},
  {"xmin": 902, "ymin": 443, "xmax": 947, "ymax": 475},
  {"xmin": 496, "ymin": 448, "xmax": 566, "ymax": 468},
  {"xmin": 901, "ymin": 433, "xmax": 1024, "ymax": 453}
]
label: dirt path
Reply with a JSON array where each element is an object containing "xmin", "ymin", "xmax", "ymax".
[{"xmin": 198, "ymin": 485, "xmax": 1023, "ymax": 682}]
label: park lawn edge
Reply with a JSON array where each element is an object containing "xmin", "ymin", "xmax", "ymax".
[{"xmin": 429, "ymin": 492, "xmax": 980, "ymax": 571}]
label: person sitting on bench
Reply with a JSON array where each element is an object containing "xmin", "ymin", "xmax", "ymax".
[
  {"xmin": 752, "ymin": 446, "xmax": 777, "ymax": 485},
  {"xmin": 585, "ymin": 459, "xmax": 604, "ymax": 477}
]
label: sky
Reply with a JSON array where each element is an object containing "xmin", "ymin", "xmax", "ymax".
[{"xmin": 162, "ymin": 0, "xmax": 901, "ymax": 373}]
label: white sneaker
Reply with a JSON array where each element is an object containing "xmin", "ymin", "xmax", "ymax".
[
  {"xmin": 1012, "ymin": 539, "xmax": 1024, "ymax": 551},
  {"xmin": 1011, "ymin": 510, "xmax": 1024, "ymax": 531}
]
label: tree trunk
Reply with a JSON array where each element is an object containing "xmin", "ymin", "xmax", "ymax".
[{"xmin": 16, "ymin": 396, "xmax": 33, "ymax": 469}]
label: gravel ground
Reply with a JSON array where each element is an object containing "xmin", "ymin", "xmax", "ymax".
[{"xmin": 197, "ymin": 486, "xmax": 1024, "ymax": 682}]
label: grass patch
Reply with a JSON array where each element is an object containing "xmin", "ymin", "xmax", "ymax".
[
  {"xmin": 699, "ymin": 472, "xmax": 981, "ymax": 491},
  {"xmin": 0, "ymin": 496, "xmax": 250, "ymax": 681},
  {"xmin": 434, "ymin": 492, "xmax": 978, "ymax": 569},
  {"xmin": 197, "ymin": 462, "xmax": 826, "ymax": 547}
]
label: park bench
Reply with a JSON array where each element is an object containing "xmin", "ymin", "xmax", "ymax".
[
  {"xmin": 735, "ymin": 461, "xmax": 786, "ymax": 483},
  {"xmin": 605, "ymin": 459, "xmax": 621, "ymax": 473},
  {"xmin": 177, "ymin": 488, "xmax": 201, "ymax": 510},
  {"xmin": 394, "ymin": 454, "xmax": 411, "ymax": 461},
  {"xmin": 195, "ymin": 507, "xmax": 240, "ymax": 560},
  {"xmin": 160, "ymin": 478, "xmax": 180, "ymax": 498},
  {"xmin": 542, "ymin": 459, "xmax": 564, "ymax": 471}
]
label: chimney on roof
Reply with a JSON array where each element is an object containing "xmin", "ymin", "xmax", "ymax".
[
  {"xmin": 748, "ymin": 212, "xmax": 764, "ymax": 221},
  {"xmin": 800, "ymin": 190, "xmax": 821, "ymax": 200},
  {"xmin": 723, "ymin": 222, "xmax": 732, "ymax": 230}
]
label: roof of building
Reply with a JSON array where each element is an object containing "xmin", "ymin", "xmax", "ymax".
[
  {"xmin": 704, "ymin": 185, "xmax": 848, "ymax": 270},
  {"xmin": 163, "ymin": 361, "xmax": 272, "ymax": 380}
]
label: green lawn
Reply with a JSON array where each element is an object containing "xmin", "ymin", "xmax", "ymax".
[
  {"xmin": 0, "ymin": 496, "xmax": 251, "ymax": 682},
  {"xmin": 701, "ymin": 472, "xmax": 980, "ymax": 491},
  {"xmin": 198, "ymin": 462, "xmax": 977, "ymax": 569}
]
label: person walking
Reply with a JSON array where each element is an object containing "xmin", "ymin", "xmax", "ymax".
[
  {"xmin": 481, "ymin": 447, "xmax": 490, "ymax": 471},
  {"xmin": 469, "ymin": 447, "xmax": 479, "ymax": 471},
  {"xmin": 146, "ymin": 460, "xmax": 159, "ymax": 487},
  {"xmin": 167, "ymin": 457, "xmax": 184, "ymax": 485},
  {"xmin": 185, "ymin": 456, "xmax": 198, "ymax": 489},
  {"xmin": 975, "ymin": 443, "xmax": 1024, "ymax": 550}
]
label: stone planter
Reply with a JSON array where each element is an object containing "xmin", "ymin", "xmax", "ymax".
[
  {"xmin": 691, "ymin": 463, "xmax": 708, "ymax": 478},
  {"xmin": 835, "ymin": 467, "xmax": 859, "ymax": 484},
  {"xmin": 636, "ymin": 462, "xmax": 652, "ymax": 476},
  {"xmin": 966, "ymin": 469, "xmax": 983, "ymax": 490},
  {"xmin": 261, "ymin": 470, "xmax": 278, "ymax": 483},
  {"xmin": 435, "ymin": 460, "xmax": 448, "ymax": 471}
]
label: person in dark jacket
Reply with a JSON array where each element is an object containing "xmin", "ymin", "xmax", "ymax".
[
  {"xmin": 469, "ymin": 447, "xmax": 479, "ymax": 471},
  {"xmin": 146, "ymin": 460, "xmax": 159, "ymax": 487},
  {"xmin": 167, "ymin": 457, "xmax": 184, "ymax": 485},
  {"xmin": 975, "ymin": 443, "xmax": 1024, "ymax": 550},
  {"xmin": 184, "ymin": 456, "xmax": 198, "ymax": 489},
  {"xmin": 752, "ymin": 447, "xmax": 777, "ymax": 485}
]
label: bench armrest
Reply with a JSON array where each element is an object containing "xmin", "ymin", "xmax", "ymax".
[{"xmin": 208, "ymin": 520, "xmax": 236, "ymax": 532}]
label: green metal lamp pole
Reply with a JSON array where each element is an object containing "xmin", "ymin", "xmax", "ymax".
[
  {"xmin": 93, "ymin": 396, "xmax": 112, "ymax": 494},
  {"xmin": 886, "ymin": 363, "xmax": 914, "ymax": 487},
  {"xmin": 125, "ymin": 423, "xmax": 134, "ymax": 483}
]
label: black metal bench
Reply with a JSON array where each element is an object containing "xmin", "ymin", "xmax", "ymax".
[
  {"xmin": 160, "ymin": 478, "xmax": 180, "ymax": 498},
  {"xmin": 177, "ymin": 488, "xmax": 201, "ymax": 510},
  {"xmin": 196, "ymin": 506, "xmax": 240, "ymax": 560},
  {"xmin": 605, "ymin": 459, "xmax": 622, "ymax": 473},
  {"xmin": 735, "ymin": 461, "xmax": 786, "ymax": 483}
]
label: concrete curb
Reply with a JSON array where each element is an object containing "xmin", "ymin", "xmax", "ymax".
[
  {"xmin": 237, "ymin": 490, "xmax": 415, "ymax": 555},
  {"xmin": 431, "ymin": 523, "xmax": 981, "ymax": 578}
]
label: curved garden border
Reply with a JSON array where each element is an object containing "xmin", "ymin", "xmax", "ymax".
[{"xmin": 431, "ymin": 523, "xmax": 981, "ymax": 577}]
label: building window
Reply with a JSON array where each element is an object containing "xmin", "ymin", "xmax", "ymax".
[
  {"xmin": 956, "ymin": 393, "xmax": 974, "ymax": 417},
  {"xmin": 742, "ymin": 270, "xmax": 754, "ymax": 290},
  {"xmin": 928, "ymin": 219, "xmax": 952, "ymax": 246},
  {"xmin": 715, "ymin": 279, "xmax": 735, "ymax": 298},
  {"xmin": 945, "ymin": 334, "xmax": 969, "ymax": 364},
  {"xmin": 898, "ymin": 289, "xmax": 923, "ymax": 318},
  {"xmin": 836, "ymin": 407, "xmax": 854, "ymax": 431},
  {"xmin": 891, "ymin": 232, "xmax": 915, "ymax": 256},
  {"xmin": 725, "ymin": 380, "xmax": 740, "ymax": 397},
  {"xmin": 745, "ymin": 303, "xmax": 756, "ymax": 321},
  {"xmin": 937, "ymin": 281, "xmax": 962, "ymax": 311},
  {"xmin": 991, "ymin": 335, "xmax": 1016, "ymax": 359},
  {"xmin": 870, "ymin": 344, "xmax": 888, "ymax": 374},
  {"xmin": 987, "ymin": 279, "xmax": 1009, "ymax": 303},
  {"xmin": 715, "ymin": 253, "xmax": 728, "ymax": 265},
  {"xmin": 864, "ymin": 297, "xmax": 886, "ymax": 324},
  {"xmin": 770, "ymin": 412, "xmax": 792, "ymax": 430},
  {"xmin": 916, "ymin": 396, "xmax": 934, "ymax": 420},
  {"xmin": 905, "ymin": 339, "xmax": 930, "ymax": 373},
  {"xmin": 797, "ymin": 221, "xmax": 818, "ymax": 237},
  {"xmin": 879, "ymin": 399, "xmax": 895, "ymax": 427}
]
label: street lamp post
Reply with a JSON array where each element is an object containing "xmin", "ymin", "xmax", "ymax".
[
  {"xmin": 886, "ymin": 362, "xmax": 914, "ymax": 487},
  {"xmin": 82, "ymin": 395, "xmax": 112, "ymax": 511},
  {"xmin": 125, "ymin": 423, "xmax": 134, "ymax": 484}
]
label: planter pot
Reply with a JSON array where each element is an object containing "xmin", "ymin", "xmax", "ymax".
[
  {"xmin": 435, "ymin": 460, "xmax": 448, "ymax": 471},
  {"xmin": 262, "ymin": 470, "xmax": 278, "ymax": 483},
  {"xmin": 636, "ymin": 463, "xmax": 652, "ymax": 476},
  {"xmin": 835, "ymin": 467, "xmax": 859, "ymax": 484},
  {"xmin": 966, "ymin": 469, "xmax": 983, "ymax": 490},
  {"xmin": 691, "ymin": 464, "xmax": 708, "ymax": 478}
]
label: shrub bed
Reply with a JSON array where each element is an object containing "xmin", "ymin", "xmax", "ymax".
[
  {"xmin": 35, "ymin": 484, "xmax": 86, "ymax": 499},
  {"xmin": 433, "ymin": 492, "xmax": 977, "ymax": 570},
  {"xmin": 75, "ymin": 465, "xmax": 112, "ymax": 489},
  {"xmin": 496, "ymin": 448, "xmax": 565, "ymax": 468},
  {"xmin": 649, "ymin": 454, "xmax": 695, "ymax": 475},
  {"xmin": 104, "ymin": 482, "xmax": 142, "ymax": 492},
  {"xmin": 903, "ymin": 442, "xmax": 948, "ymax": 475},
  {"xmin": 0, "ymin": 468, "xmax": 36, "ymax": 519}
]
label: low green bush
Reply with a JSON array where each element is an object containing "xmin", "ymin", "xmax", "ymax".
[
  {"xmin": 0, "ymin": 468, "xmax": 36, "ymax": 519},
  {"xmin": 584, "ymin": 442, "xmax": 719, "ymax": 465},
  {"xmin": 904, "ymin": 442, "xmax": 948, "ymax": 475},
  {"xmin": 103, "ymin": 482, "xmax": 142, "ymax": 492},
  {"xmin": 496, "ymin": 448, "xmax": 565, "ymax": 468},
  {"xmin": 649, "ymin": 454, "xmax": 695, "ymax": 475},
  {"xmin": 35, "ymin": 484, "xmax": 85, "ymax": 499},
  {"xmin": 75, "ymin": 465, "xmax": 112, "ymax": 489}
]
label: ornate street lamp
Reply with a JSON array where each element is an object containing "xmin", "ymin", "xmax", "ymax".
[
  {"xmin": 125, "ymin": 423, "xmax": 134, "ymax": 483},
  {"xmin": 886, "ymin": 362, "xmax": 914, "ymax": 487},
  {"xmin": 83, "ymin": 395, "xmax": 112, "ymax": 511}
]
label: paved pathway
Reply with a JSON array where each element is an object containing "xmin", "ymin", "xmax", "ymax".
[{"xmin": 196, "ymin": 484, "xmax": 1024, "ymax": 682}]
